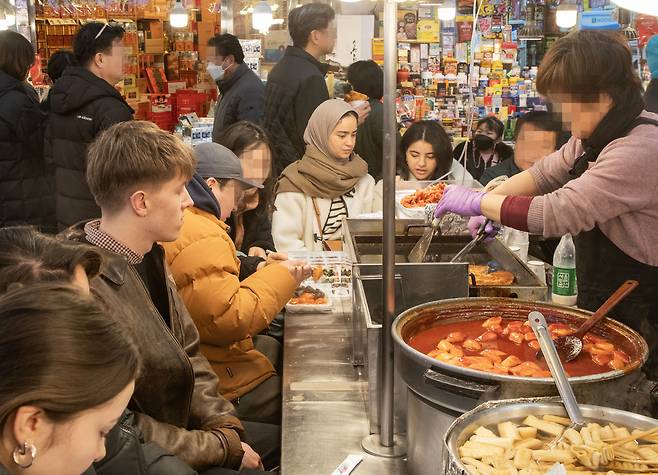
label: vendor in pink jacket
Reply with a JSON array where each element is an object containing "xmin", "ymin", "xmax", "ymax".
[{"xmin": 434, "ymin": 31, "xmax": 658, "ymax": 380}]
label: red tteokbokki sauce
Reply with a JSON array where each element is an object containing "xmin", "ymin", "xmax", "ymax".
[{"xmin": 407, "ymin": 317, "xmax": 635, "ymax": 378}]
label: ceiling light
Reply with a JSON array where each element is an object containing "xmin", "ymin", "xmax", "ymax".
[
  {"xmin": 252, "ymin": 0, "xmax": 273, "ymax": 33},
  {"xmin": 555, "ymin": 1, "xmax": 578, "ymax": 29},
  {"xmin": 169, "ymin": 0, "xmax": 188, "ymax": 28},
  {"xmin": 611, "ymin": 0, "xmax": 658, "ymax": 17}
]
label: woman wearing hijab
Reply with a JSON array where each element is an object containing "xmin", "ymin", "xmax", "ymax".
[{"xmin": 272, "ymin": 99, "xmax": 376, "ymax": 251}]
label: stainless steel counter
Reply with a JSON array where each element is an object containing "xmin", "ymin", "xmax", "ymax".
[{"xmin": 281, "ymin": 298, "xmax": 408, "ymax": 475}]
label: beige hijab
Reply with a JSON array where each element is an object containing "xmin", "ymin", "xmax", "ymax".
[{"xmin": 275, "ymin": 99, "xmax": 368, "ymax": 200}]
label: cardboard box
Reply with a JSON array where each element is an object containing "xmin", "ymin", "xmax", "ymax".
[{"xmin": 144, "ymin": 38, "xmax": 164, "ymax": 54}]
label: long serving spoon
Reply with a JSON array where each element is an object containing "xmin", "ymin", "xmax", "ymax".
[
  {"xmin": 528, "ymin": 311, "xmax": 584, "ymax": 446},
  {"xmin": 538, "ymin": 280, "xmax": 639, "ymax": 363}
]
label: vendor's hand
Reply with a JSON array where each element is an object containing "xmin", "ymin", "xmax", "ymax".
[
  {"xmin": 240, "ymin": 442, "xmax": 264, "ymax": 470},
  {"xmin": 468, "ymin": 216, "xmax": 500, "ymax": 243},
  {"xmin": 434, "ymin": 185, "xmax": 486, "ymax": 220},
  {"xmin": 279, "ymin": 259, "xmax": 312, "ymax": 285},
  {"xmin": 353, "ymin": 101, "xmax": 371, "ymax": 125},
  {"xmin": 248, "ymin": 246, "xmax": 268, "ymax": 259}
]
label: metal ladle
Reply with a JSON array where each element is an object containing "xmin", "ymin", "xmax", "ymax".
[{"xmin": 528, "ymin": 311, "xmax": 584, "ymax": 427}]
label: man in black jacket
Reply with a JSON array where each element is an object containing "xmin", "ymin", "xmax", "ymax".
[
  {"xmin": 264, "ymin": 3, "xmax": 335, "ymax": 176},
  {"xmin": 208, "ymin": 34, "xmax": 265, "ymax": 140},
  {"xmin": 46, "ymin": 22, "xmax": 133, "ymax": 230}
]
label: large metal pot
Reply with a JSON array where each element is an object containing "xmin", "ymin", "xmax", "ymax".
[
  {"xmin": 393, "ymin": 297, "xmax": 648, "ymax": 413},
  {"xmin": 393, "ymin": 298, "xmax": 652, "ymax": 475},
  {"xmin": 443, "ymin": 397, "xmax": 658, "ymax": 475}
]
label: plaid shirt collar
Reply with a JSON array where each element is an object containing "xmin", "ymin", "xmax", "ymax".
[{"xmin": 84, "ymin": 219, "xmax": 144, "ymax": 265}]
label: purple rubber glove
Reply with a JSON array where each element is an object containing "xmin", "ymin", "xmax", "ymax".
[
  {"xmin": 434, "ymin": 185, "xmax": 485, "ymax": 220},
  {"xmin": 468, "ymin": 216, "xmax": 500, "ymax": 243}
]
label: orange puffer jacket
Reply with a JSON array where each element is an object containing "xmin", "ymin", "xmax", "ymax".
[{"xmin": 163, "ymin": 207, "xmax": 297, "ymax": 400}]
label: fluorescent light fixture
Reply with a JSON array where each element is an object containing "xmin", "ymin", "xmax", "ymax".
[
  {"xmin": 252, "ymin": 0, "xmax": 272, "ymax": 33},
  {"xmin": 555, "ymin": 2, "xmax": 578, "ymax": 29},
  {"xmin": 611, "ymin": 0, "xmax": 658, "ymax": 17},
  {"xmin": 169, "ymin": 0, "xmax": 188, "ymax": 28}
]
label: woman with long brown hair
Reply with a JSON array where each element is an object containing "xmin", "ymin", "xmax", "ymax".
[{"xmin": 0, "ymin": 284, "xmax": 139, "ymax": 475}]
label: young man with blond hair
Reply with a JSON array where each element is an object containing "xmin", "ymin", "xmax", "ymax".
[{"xmin": 70, "ymin": 120, "xmax": 271, "ymax": 474}]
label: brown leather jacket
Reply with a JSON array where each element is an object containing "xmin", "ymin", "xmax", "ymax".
[{"xmin": 70, "ymin": 230, "xmax": 245, "ymax": 471}]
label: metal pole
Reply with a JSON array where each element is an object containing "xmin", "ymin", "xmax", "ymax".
[
  {"xmin": 379, "ymin": 0, "xmax": 397, "ymax": 448},
  {"xmin": 362, "ymin": 0, "xmax": 406, "ymax": 458}
]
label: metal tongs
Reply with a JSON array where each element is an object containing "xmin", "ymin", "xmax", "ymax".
[{"xmin": 450, "ymin": 219, "xmax": 493, "ymax": 263}]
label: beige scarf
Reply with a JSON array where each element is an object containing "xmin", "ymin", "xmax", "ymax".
[{"xmin": 275, "ymin": 99, "xmax": 368, "ymax": 200}]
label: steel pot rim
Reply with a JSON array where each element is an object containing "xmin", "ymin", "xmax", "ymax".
[
  {"xmin": 443, "ymin": 397, "xmax": 658, "ymax": 474},
  {"xmin": 392, "ymin": 297, "xmax": 648, "ymax": 385}
]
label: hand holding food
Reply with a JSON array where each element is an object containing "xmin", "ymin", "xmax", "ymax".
[
  {"xmin": 353, "ymin": 100, "xmax": 371, "ymax": 125},
  {"xmin": 279, "ymin": 259, "xmax": 312, "ymax": 285},
  {"xmin": 434, "ymin": 185, "xmax": 486, "ymax": 219}
]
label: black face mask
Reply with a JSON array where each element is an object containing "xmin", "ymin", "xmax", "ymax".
[{"xmin": 474, "ymin": 134, "xmax": 495, "ymax": 150}]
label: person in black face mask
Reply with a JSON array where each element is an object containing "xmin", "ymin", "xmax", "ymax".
[{"xmin": 452, "ymin": 116, "xmax": 514, "ymax": 181}]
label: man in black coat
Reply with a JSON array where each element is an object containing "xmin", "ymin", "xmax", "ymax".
[
  {"xmin": 263, "ymin": 3, "xmax": 336, "ymax": 176},
  {"xmin": 0, "ymin": 31, "xmax": 54, "ymax": 232},
  {"xmin": 46, "ymin": 22, "xmax": 133, "ymax": 230},
  {"xmin": 208, "ymin": 34, "xmax": 265, "ymax": 141}
]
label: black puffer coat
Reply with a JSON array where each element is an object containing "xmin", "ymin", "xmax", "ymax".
[
  {"xmin": 0, "ymin": 69, "xmax": 55, "ymax": 232},
  {"xmin": 263, "ymin": 46, "xmax": 329, "ymax": 176},
  {"xmin": 46, "ymin": 67, "xmax": 133, "ymax": 229}
]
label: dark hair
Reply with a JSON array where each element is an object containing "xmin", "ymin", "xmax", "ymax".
[
  {"xmin": 399, "ymin": 121, "xmax": 453, "ymax": 180},
  {"xmin": 0, "ymin": 226, "xmax": 101, "ymax": 294},
  {"xmin": 288, "ymin": 3, "xmax": 335, "ymax": 48},
  {"xmin": 74, "ymin": 22, "xmax": 125, "ymax": 67},
  {"xmin": 514, "ymin": 110, "xmax": 562, "ymax": 141},
  {"xmin": 536, "ymin": 30, "xmax": 642, "ymax": 105},
  {"xmin": 347, "ymin": 60, "xmax": 383, "ymax": 100},
  {"xmin": 207, "ymin": 33, "xmax": 244, "ymax": 64},
  {"xmin": 215, "ymin": 121, "xmax": 274, "ymax": 214},
  {"xmin": 0, "ymin": 284, "xmax": 139, "ymax": 429},
  {"xmin": 475, "ymin": 116, "xmax": 504, "ymax": 139},
  {"xmin": 0, "ymin": 30, "xmax": 35, "ymax": 81},
  {"xmin": 47, "ymin": 49, "xmax": 78, "ymax": 82}
]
